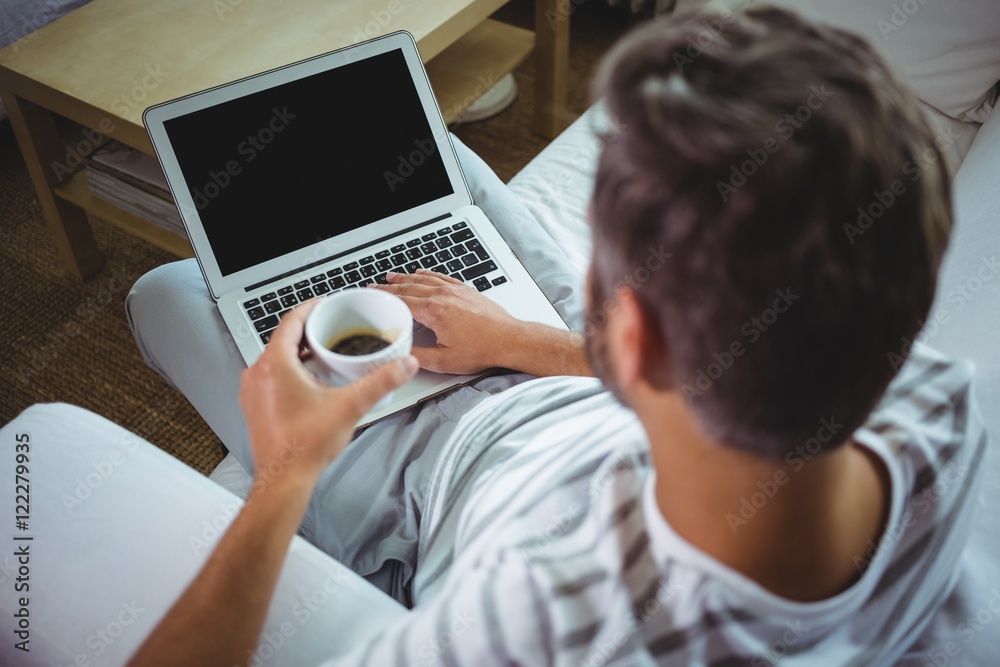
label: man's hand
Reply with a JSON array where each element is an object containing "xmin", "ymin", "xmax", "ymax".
[
  {"xmin": 374, "ymin": 269, "xmax": 593, "ymax": 378},
  {"xmin": 239, "ymin": 298, "xmax": 419, "ymax": 486},
  {"xmin": 128, "ymin": 300, "xmax": 419, "ymax": 667},
  {"xmin": 373, "ymin": 269, "xmax": 521, "ymax": 375}
]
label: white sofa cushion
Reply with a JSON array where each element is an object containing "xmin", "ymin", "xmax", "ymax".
[
  {"xmin": 677, "ymin": 0, "xmax": 1000, "ymax": 124},
  {"xmin": 0, "ymin": 403, "xmax": 408, "ymax": 666},
  {"xmin": 674, "ymin": 0, "xmax": 997, "ymax": 166},
  {"xmin": 507, "ymin": 106, "xmax": 605, "ymax": 286},
  {"xmin": 896, "ymin": 95, "xmax": 1000, "ymax": 667}
]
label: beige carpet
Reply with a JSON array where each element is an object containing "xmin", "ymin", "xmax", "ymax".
[{"xmin": 0, "ymin": 0, "xmax": 634, "ymax": 475}]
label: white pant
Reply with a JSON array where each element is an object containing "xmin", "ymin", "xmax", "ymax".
[
  {"xmin": 125, "ymin": 254, "xmax": 531, "ymax": 606},
  {"xmin": 0, "ymin": 136, "xmax": 584, "ymax": 666},
  {"xmin": 121, "ymin": 134, "xmax": 582, "ymax": 605}
]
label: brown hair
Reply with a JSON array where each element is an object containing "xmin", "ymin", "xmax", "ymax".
[{"xmin": 588, "ymin": 6, "xmax": 952, "ymax": 459}]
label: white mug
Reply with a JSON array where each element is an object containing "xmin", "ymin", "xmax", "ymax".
[{"xmin": 304, "ymin": 289, "xmax": 413, "ymax": 408}]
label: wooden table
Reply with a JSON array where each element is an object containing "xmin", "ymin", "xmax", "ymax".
[{"xmin": 0, "ymin": 0, "xmax": 570, "ymax": 279}]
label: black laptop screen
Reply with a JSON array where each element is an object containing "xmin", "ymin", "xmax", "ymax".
[{"xmin": 162, "ymin": 48, "xmax": 454, "ymax": 277}]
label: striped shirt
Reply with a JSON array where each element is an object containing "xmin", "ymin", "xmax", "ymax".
[{"xmin": 325, "ymin": 344, "xmax": 986, "ymax": 666}]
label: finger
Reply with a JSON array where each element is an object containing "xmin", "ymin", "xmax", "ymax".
[
  {"xmin": 364, "ymin": 290, "xmax": 438, "ymax": 328},
  {"xmin": 411, "ymin": 345, "xmax": 451, "ymax": 374},
  {"xmin": 345, "ymin": 355, "xmax": 420, "ymax": 418},
  {"xmin": 372, "ymin": 282, "xmax": 438, "ymax": 299},
  {"xmin": 414, "ymin": 268, "xmax": 464, "ymax": 286},
  {"xmin": 267, "ymin": 298, "xmax": 324, "ymax": 358},
  {"xmin": 387, "ymin": 270, "xmax": 451, "ymax": 287}
]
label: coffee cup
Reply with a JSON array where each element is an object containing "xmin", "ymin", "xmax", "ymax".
[{"xmin": 304, "ymin": 289, "xmax": 413, "ymax": 408}]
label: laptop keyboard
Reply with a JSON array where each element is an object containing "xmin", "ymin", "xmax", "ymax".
[{"xmin": 243, "ymin": 221, "xmax": 509, "ymax": 345}]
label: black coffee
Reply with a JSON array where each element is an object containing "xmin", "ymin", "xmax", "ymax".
[{"xmin": 329, "ymin": 333, "xmax": 391, "ymax": 356}]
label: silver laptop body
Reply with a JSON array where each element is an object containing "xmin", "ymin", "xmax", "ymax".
[{"xmin": 143, "ymin": 31, "xmax": 567, "ymax": 427}]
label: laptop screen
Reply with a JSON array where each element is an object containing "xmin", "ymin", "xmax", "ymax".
[{"xmin": 162, "ymin": 48, "xmax": 454, "ymax": 277}]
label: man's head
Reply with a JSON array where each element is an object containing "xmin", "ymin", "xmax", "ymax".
[{"xmin": 584, "ymin": 6, "xmax": 952, "ymax": 459}]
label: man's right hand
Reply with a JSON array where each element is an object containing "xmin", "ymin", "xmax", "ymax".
[
  {"xmin": 372, "ymin": 269, "xmax": 520, "ymax": 375},
  {"xmin": 373, "ymin": 269, "xmax": 592, "ymax": 378}
]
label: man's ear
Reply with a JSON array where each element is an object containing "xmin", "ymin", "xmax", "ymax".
[{"xmin": 610, "ymin": 288, "xmax": 672, "ymax": 391}]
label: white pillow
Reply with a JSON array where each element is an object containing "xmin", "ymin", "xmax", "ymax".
[{"xmin": 676, "ymin": 0, "xmax": 1000, "ymax": 123}]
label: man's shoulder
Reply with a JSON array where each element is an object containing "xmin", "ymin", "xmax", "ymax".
[
  {"xmin": 881, "ymin": 343, "xmax": 976, "ymax": 407},
  {"xmin": 867, "ymin": 343, "xmax": 979, "ymax": 451}
]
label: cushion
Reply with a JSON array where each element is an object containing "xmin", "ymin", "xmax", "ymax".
[{"xmin": 677, "ymin": 0, "xmax": 1000, "ymax": 124}]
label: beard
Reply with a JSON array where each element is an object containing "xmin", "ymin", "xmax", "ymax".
[{"xmin": 584, "ymin": 269, "xmax": 630, "ymax": 407}]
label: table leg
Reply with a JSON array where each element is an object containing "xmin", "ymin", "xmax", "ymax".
[
  {"xmin": 534, "ymin": 0, "xmax": 571, "ymax": 139},
  {"xmin": 1, "ymin": 92, "xmax": 104, "ymax": 280}
]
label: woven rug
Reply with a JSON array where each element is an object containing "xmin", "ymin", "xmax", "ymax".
[{"xmin": 0, "ymin": 0, "xmax": 632, "ymax": 476}]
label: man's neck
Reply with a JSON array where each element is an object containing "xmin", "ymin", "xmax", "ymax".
[{"xmin": 636, "ymin": 391, "xmax": 890, "ymax": 602}]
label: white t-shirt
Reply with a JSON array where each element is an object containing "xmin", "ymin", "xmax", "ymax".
[{"xmin": 324, "ymin": 344, "xmax": 986, "ymax": 666}]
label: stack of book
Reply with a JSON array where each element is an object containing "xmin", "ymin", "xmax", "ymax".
[{"xmin": 85, "ymin": 142, "xmax": 185, "ymax": 237}]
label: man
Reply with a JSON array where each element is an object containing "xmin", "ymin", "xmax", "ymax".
[{"xmin": 127, "ymin": 6, "xmax": 986, "ymax": 665}]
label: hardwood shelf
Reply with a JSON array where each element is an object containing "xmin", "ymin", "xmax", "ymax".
[
  {"xmin": 45, "ymin": 18, "xmax": 532, "ymax": 263},
  {"xmin": 53, "ymin": 171, "xmax": 194, "ymax": 258},
  {"xmin": 2, "ymin": 0, "xmax": 568, "ymax": 279},
  {"xmin": 427, "ymin": 19, "xmax": 534, "ymax": 124}
]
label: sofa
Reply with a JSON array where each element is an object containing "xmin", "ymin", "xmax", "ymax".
[
  {"xmin": 0, "ymin": 0, "xmax": 91, "ymax": 118},
  {"xmin": 2, "ymin": 0, "xmax": 998, "ymax": 664},
  {"xmin": 502, "ymin": 4, "xmax": 1000, "ymax": 665},
  {"xmin": 499, "ymin": 5, "xmax": 1000, "ymax": 666}
]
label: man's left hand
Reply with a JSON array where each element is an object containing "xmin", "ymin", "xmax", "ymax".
[{"xmin": 238, "ymin": 299, "xmax": 419, "ymax": 487}]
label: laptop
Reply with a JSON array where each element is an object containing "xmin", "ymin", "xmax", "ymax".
[{"xmin": 143, "ymin": 31, "xmax": 568, "ymax": 427}]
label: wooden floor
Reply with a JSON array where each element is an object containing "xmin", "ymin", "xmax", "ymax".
[{"xmin": 0, "ymin": 0, "xmax": 638, "ymax": 474}]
